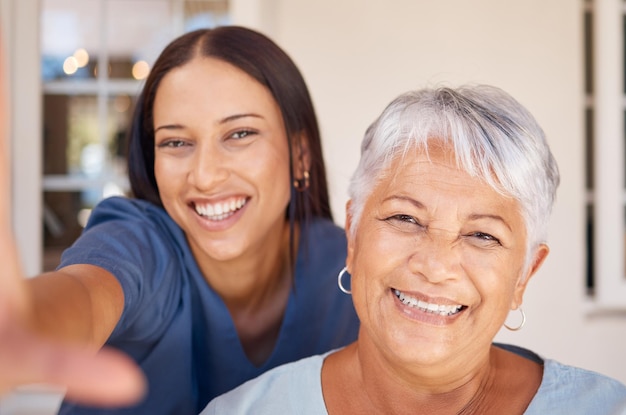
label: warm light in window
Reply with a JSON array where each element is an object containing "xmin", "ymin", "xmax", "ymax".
[
  {"xmin": 63, "ymin": 56, "xmax": 79, "ymax": 75},
  {"xmin": 132, "ymin": 60, "xmax": 150, "ymax": 80},
  {"xmin": 73, "ymin": 48, "xmax": 89, "ymax": 67}
]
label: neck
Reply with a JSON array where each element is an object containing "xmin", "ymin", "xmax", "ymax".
[
  {"xmin": 358, "ymin": 341, "xmax": 496, "ymax": 414},
  {"xmin": 194, "ymin": 220, "xmax": 298, "ymax": 365},
  {"xmin": 197, "ymin": 221, "xmax": 295, "ymax": 309},
  {"xmin": 324, "ymin": 339, "xmax": 541, "ymax": 415}
]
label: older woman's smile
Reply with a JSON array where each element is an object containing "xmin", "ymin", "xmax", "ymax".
[{"xmin": 393, "ymin": 289, "xmax": 465, "ymax": 316}]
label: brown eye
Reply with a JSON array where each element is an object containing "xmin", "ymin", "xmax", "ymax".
[
  {"xmin": 468, "ymin": 232, "xmax": 502, "ymax": 246},
  {"xmin": 157, "ymin": 139, "xmax": 188, "ymax": 148},
  {"xmin": 230, "ymin": 129, "xmax": 256, "ymax": 140},
  {"xmin": 385, "ymin": 214, "xmax": 425, "ymax": 229},
  {"xmin": 390, "ymin": 214, "xmax": 417, "ymax": 224}
]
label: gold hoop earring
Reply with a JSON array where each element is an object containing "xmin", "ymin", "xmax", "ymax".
[
  {"xmin": 504, "ymin": 307, "xmax": 526, "ymax": 331},
  {"xmin": 337, "ymin": 267, "xmax": 351, "ymax": 294},
  {"xmin": 293, "ymin": 171, "xmax": 310, "ymax": 192}
]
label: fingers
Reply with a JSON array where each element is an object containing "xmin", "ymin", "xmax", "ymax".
[
  {"xmin": 0, "ymin": 314, "xmax": 146, "ymax": 407},
  {"xmin": 0, "ymin": 20, "xmax": 24, "ymax": 314},
  {"xmin": 0, "ymin": 24, "xmax": 145, "ymax": 412},
  {"xmin": 0, "ymin": 29, "xmax": 10, "ymax": 232},
  {"xmin": 47, "ymin": 346, "xmax": 147, "ymax": 407}
]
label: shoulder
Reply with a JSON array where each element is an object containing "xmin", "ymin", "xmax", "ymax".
[
  {"xmin": 542, "ymin": 359, "xmax": 626, "ymax": 396},
  {"xmin": 61, "ymin": 197, "xmax": 192, "ymax": 339},
  {"xmin": 201, "ymin": 353, "xmax": 332, "ymax": 415},
  {"xmin": 527, "ymin": 358, "xmax": 626, "ymax": 414},
  {"xmin": 302, "ymin": 217, "xmax": 346, "ymax": 244},
  {"xmin": 62, "ymin": 196, "xmax": 186, "ymax": 267},
  {"xmin": 87, "ymin": 196, "xmax": 174, "ymax": 228},
  {"xmin": 494, "ymin": 344, "xmax": 626, "ymax": 413},
  {"xmin": 90, "ymin": 195, "xmax": 149, "ymax": 213},
  {"xmin": 298, "ymin": 218, "xmax": 346, "ymax": 266},
  {"xmin": 79, "ymin": 196, "xmax": 187, "ymax": 253}
]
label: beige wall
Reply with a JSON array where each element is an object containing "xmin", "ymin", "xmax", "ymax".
[
  {"xmin": 236, "ymin": 0, "xmax": 626, "ymax": 383},
  {"xmin": 1, "ymin": 4, "xmax": 623, "ymax": 412}
]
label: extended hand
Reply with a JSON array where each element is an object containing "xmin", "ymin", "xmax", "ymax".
[
  {"xmin": 0, "ymin": 41, "xmax": 146, "ymax": 407},
  {"xmin": 0, "ymin": 307, "xmax": 146, "ymax": 406}
]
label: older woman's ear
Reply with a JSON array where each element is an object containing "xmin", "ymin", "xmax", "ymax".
[
  {"xmin": 512, "ymin": 244, "xmax": 550, "ymax": 308},
  {"xmin": 345, "ymin": 200, "xmax": 355, "ymax": 271}
]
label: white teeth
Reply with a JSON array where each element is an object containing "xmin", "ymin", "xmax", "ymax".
[
  {"xmin": 195, "ymin": 198, "xmax": 247, "ymax": 221},
  {"xmin": 394, "ymin": 289, "xmax": 463, "ymax": 316}
]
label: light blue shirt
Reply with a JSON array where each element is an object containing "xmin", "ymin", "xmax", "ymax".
[{"xmin": 202, "ymin": 346, "xmax": 626, "ymax": 415}]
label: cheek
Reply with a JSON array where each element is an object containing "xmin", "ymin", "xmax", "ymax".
[
  {"xmin": 153, "ymin": 156, "xmax": 190, "ymax": 207},
  {"xmin": 463, "ymin": 252, "xmax": 520, "ymax": 304},
  {"xmin": 247, "ymin": 144, "xmax": 291, "ymax": 186},
  {"xmin": 350, "ymin": 269, "xmax": 377, "ymax": 332},
  {"xmin": 359, "ymin": 221, "xmax": 412, "ymax": 259},
  {"xmin": 349, "ymin": 230, "xmax": 400, "ymax": 311},
  {"xmin": 153, "ymin": 157, "xmax": 174, "ymax": 194},
  {"xmin": 153, "ymin": 158, "xmax": 166, "ymax": 192}
]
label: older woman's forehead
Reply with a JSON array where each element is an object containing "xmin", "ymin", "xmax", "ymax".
[
  {"xmin": 386, "ymin": 141, "xmax": 465, "ymax": 178},
  {"xmin": 361, "ymin": 164, "xmax": 526, "ymax": 248},
  {"xmin": 388, "ymin": 140, "xmax": 508, "ymax": 188},
  {"xmin": 375, "ymin": 146, "xmax": 520, "ymax": 209}
]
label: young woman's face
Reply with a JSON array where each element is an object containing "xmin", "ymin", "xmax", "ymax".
[
  {"xmin": 346, "ymin": 143, "xmax": 548, "ymax": 375},
  {"xmin": 153, "ymin": 57, "xmax": 292, "ymax": 264}
]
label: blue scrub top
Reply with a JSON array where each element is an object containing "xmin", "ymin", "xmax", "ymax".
[{"xmin": 57, "ymin": 196, "xmax": 360, "ymax": 414}]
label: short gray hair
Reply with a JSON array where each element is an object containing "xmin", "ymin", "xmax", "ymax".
[{"xmin": 348, "ymin": 85, "xmax": 560, "ymax": 260}]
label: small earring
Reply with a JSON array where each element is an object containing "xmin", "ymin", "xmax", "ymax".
[
  {"xmin": 504, "ymin": 307, "xmax": 526, "ymax": 331},
  {"xmin": 293, "ymin": 171, "xmax": 310, "ymax": 192},
  {"xmin": 337, "ymin": 266, "xmax": 351, "ymax": 294}
]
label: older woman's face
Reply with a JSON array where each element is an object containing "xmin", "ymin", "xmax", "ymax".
[{"xmin": 346, "ymin": 143, "xmax": 548, "ymax": 371}]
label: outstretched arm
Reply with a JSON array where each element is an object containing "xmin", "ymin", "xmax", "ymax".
[{"xmin": 0, "ymin": 36, "xmax": 145, "ymax": 407}]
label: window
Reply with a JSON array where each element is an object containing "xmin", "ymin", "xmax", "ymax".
[
  {"xmin": 584, "ymin": 0, "xmax": 626, "ymax": 308},
  {"xmin": 40, "ymin": 0, "xmax": 230, "ymax": 271}
]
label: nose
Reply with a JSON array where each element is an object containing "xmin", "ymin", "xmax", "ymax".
[
  {"xmin": 407, "ymin": 230, "xmax": 462, "ymax": 284},
  {"xmin": 188, "ymin": 142, "xmax": 230, "ymax": 191}
]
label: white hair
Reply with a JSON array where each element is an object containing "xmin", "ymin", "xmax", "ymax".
[{"xmin": 347, "ymin": 85, "xmax": 560, "ymax": 268}]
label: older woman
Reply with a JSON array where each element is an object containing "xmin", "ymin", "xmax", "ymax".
[{"xmin": 202, "ymin": 84, "xmax": 626, "ymax": 414}]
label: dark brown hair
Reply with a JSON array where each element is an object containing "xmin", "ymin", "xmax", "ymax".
[{"xmin": 127, "ymin": 26, "xmax": 332, "ymax": 227}]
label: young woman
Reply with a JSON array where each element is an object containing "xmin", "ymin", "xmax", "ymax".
[{"xmin": 0, "ymin": 26, "xmax": 359, "ymax": 414}]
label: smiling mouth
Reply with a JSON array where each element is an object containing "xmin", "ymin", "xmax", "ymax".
[
  {"xmin": 193, "ymin": 197, "xmax": 248, "ymax": 221},
  {"xmin": 393, "ymin": 289, "xmax": 465, "ymax": 316}
]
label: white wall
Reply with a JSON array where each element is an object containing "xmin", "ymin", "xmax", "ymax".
[
  {"xmin": 1, "ymin": 5, "xmax": 623, "ymax": 413},
  {"xmin": 237, "ymin": 0, "xmax": 626, "ymax": 383},
  {"xmin": 1, "ymin": 0, "xmax": 42, "ymax": 277}
]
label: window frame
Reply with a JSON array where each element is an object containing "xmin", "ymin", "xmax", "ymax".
[{"xmin": 587, "ymin": 0, "xmax": 626, "ymax": 309}]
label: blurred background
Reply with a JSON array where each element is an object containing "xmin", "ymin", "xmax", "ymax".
[{"xmin": 1, "ymin": 0, "xmax": 625, "ymax": 413}]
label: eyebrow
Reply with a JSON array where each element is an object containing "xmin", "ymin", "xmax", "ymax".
[
  {"xmin": 384, "ymin": 195, "xmax": 513, "ymax": 231},
  {"xmin": 154, "ymin": 113, "xmax": 264, "ymax": 133},
  {"xmin": 467, "ymin": 213, "xmax": 513, "ymax": 231}
]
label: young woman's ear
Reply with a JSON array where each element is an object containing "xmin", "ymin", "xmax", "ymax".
[
  {"xmin": 292, "ymin": 134, "xmax": 311, "ymax": 190},
  {"xmin": 292, "ymin": 134, "xmax": 311, "ymax": 178}
]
